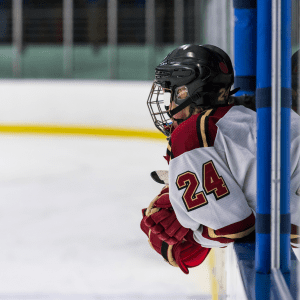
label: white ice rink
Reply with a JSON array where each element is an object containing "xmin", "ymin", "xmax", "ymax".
[
  {"xmin": 0, "ymin": 134, "xmax": 212, "ymax": 300},
  {"xmin": 0, "ymin": 80, "xmax": 214, "ymax": 299}
]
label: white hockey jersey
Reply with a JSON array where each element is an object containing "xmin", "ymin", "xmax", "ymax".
[{"xmin": 165, "ymin": 105, "xmax": 300, "ymax": 248}]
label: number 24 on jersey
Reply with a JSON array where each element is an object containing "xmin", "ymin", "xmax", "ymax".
[{"xmin": 176, "ymin": 160, "xmax": 230, "ymax": 212}]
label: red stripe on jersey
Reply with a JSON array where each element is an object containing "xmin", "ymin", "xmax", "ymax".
[
  {"xmin": 207, "ymin": 105, "xmax": 233, "ymax": 146},
  {"xmin": 202, "ymin": 226, "xmax": 234, "ymax": 244},
  {"xmin": 214, "ymin": 212, "xmax": 255, "ymax": 236}
]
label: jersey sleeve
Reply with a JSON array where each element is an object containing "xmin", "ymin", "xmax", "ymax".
[{"xmin": 167, "ymin": 108, "xmax": 255, "ymax": 248}]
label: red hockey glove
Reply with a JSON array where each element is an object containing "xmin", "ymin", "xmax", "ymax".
[
  {"xmin": 144, "ymin": 186, "xmax": 189, "ymax": 245},
  {"xmin": 141, "ymin": 209, "xmax": 211, "ymax": 274}
]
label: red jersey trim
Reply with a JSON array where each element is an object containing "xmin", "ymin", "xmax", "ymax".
[
  {"xmin": 201, "ymin": 212, "xmax": 255, "ymax": 243},
  {"xmin": 202, "ymin": 226, "xmax": 234, "ymax": 244},
  {"xmin": 169, "ymin": 114, "xmax": 201, "ymax": 159},
  {"xmin": 214, "ymin": 212, "xmax": 255, "ymax": 237},
  {"xmin": 167, "ymin": 106, "xmax": 233, "ymax": 159}
]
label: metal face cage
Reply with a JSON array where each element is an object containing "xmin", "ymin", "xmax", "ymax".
[{"xmin": 147, "ymin": 82, "xmax": 174, "ymax": 137}]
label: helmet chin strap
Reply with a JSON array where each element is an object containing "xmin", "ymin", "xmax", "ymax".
[
  {"xmin": 166, "ymin": 94, "xmax": 203, "ymax": 126},
  {"xmin": 172, "ymin": 103, "xmax": 199, "ymax": 125},
  {"xmin": 168, "ymin": 93, "xmax": 201, "ymax": 118}
]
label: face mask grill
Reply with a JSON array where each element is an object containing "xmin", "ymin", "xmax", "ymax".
[{"xmin": 147, "ymin": 82, "xmax": 174, "ymax": 137}]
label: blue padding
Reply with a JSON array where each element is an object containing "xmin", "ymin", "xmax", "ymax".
[
  {"xmin": 255, "ymin": 233, "xmax": 271, "ymax": 273},
  {"xmin": 256, "ymin": 107, "xmax": 271, "ymax": 215},
  {"xmin": 235, "ymin": 76, "xmax": 256, "ymax": 92},
  {"xmin": 234, "ymin": 9, "xmax": 257, "ymax": 77},
  {"xmin": 256, "ymin": 106, "xmax": 271, "ymax": 273},
  {"xmin": 256, "ymin": 213, "xmax": 270, "ymax": 233},
  {"xmin": 256, "ymin": 87, "xmax": 271, "ymax": 108},
  {"xmin": 233, "ymin": 0, "xmax": 256, "ymax": 9},
  {"xmin": 256, "ymin": 0, "xmax": 272, "ymax": 89},
  {"xmin": 256, "ymin": 273, "xmax": 271, "ymax": 299},
  {"xmin": 281, "ymin": 87, "xmax": 292, "ymax": 108},
  {"xmin": 256, "ymin": 5, "xmax": 271, "ymax": 276},
  {"xmin": 280, "ymin": 234, "xmax": 291, "ymax": 273},
  {"xmin": 280, "ymin": 213, "xmax": 291, "ymax": 234}
]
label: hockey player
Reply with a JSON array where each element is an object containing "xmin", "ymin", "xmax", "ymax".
[{"xmin": 141, "ymin": 44, "xmax": 300, "ymax": 274}]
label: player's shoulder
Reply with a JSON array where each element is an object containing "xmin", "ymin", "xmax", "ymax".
[
  {"xmin": 215, "ymin": 104, "xmax": 257, "ymax": 134},
  {"xmin": 167, "ymin": 105, "xmax": 233, "ymax": 159}
]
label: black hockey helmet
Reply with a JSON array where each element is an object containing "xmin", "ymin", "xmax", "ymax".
[{"xmin": 147, "ymin": 44, "xmax": 237, "ymax": 136}]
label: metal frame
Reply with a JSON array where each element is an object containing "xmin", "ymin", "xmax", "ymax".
[
  {"xmin": 108, "ymin": 0, "xmax": 117, "ymax": 79},
  {"xmin": 194, "ymin": 0, "xmax": 201, "ymax": 44},
  {"xmin": 145, "ymin": 0, "xmax": 155, "ymax": 80},
  {"xmin": 174, "ymin": 0, "xmax": 184, "ymax": 45},
  {"xmin": 271, "ymin": 0, "xmax": 281, "ymax": 271},
  {"xmin": 145, "ymin": 0, "xmax": 155, "ymax": 45},
  {"xmin": 12, "ymin": 0, "xmax": 22, "ymax": 78},
  {"xmin": 63, "ymin": 0, "xmax": 73, "ymax": 78}
]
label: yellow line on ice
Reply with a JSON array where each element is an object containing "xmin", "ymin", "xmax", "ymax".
[{"xmin": 0, "ymin": 124, "xmax": 166, "ymax": 140}]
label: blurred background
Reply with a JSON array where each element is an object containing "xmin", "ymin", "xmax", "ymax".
[
  {"xmin": 0, "ymin": 1, "xmax": 299, "ymax": 300},
  {"xmin": 0, "ymin": 0, "xmax": 299, "ymax": 80},
  {"xmin": 0, "ymin": 0, "xmax": 235, "ymax": 80}
]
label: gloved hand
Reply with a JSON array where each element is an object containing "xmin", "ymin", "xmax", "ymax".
[
  {"xmin": 144, "ymin": 186, "xmax": 189, "ymax": 245},
  {"xmin": 141, "ymin": 210, "xmax": 211, "ymax": 274}
]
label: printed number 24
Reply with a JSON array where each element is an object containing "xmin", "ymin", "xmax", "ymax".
[{"xmin": 176, "ymin": 160, "xmax": 230, "ymax": 212}]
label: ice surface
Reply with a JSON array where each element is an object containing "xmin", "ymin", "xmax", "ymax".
[{"xmin": 0, "ymin": 134, "xmax": 211, "ymax": 299}]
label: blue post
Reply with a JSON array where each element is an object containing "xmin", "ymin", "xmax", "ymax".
[
  {"xmin": 255, "ymin": 0, "xmax": 272, "ymax": 274},
  {"xmin": 280, "ymin": 0, "xmax": 292, "ymax": 273},
  {"xmin": 233, "ymin": 0, "xmax": 257, "ymax": 96}
]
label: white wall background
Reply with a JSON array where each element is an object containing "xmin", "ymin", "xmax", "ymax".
[{"xmin": 0, "ymin": 79, "xmax": 155, "ymax": 130}]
